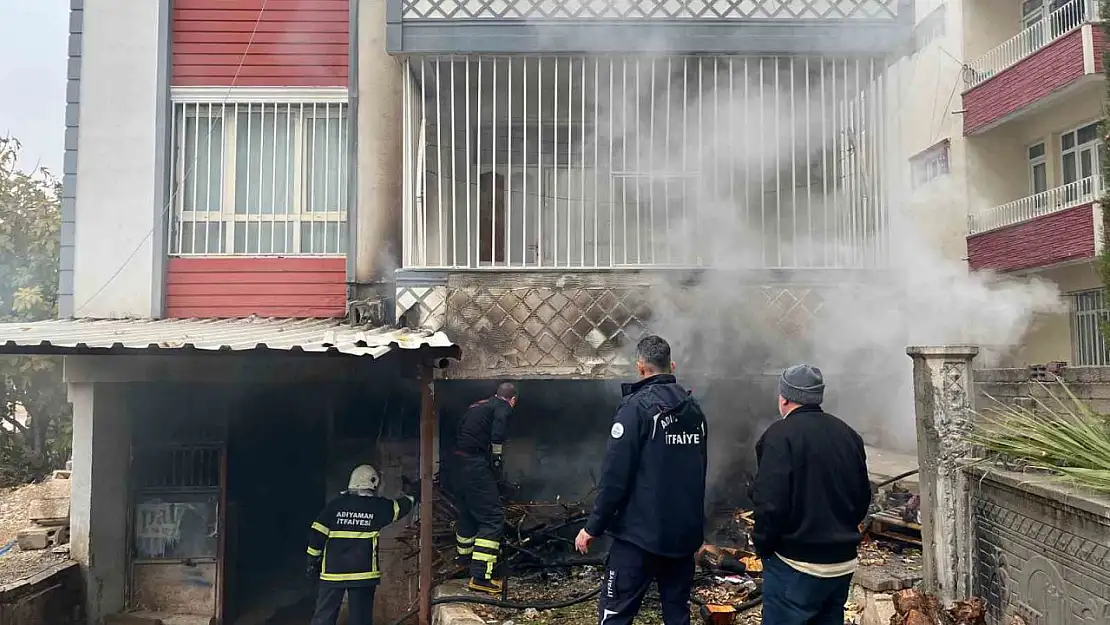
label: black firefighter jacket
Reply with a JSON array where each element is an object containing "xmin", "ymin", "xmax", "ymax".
[
  {"xmin": 456, "ymin": 395, "xmax": 512, "ymax": 457},
  {"xmin": 307, "ymin": 492, "xmax": 415, "ymax": 586},
  {"xmin": 585, "ymin": 374, "xmax": 709, "ymax": 558}
]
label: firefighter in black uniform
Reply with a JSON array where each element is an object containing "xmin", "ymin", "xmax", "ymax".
[
  {"xmin": 453, "ymin": 382, "xmax": 518, "ymax": 594},
  {"xmin": 306, "ymin": 465, "xmax": 419, "ymax": 625},
  {"xmin": 575, "ymin": 335, "xmax": 708, "ymax": 625}
]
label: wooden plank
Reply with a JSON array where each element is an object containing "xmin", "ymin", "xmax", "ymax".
[
  {"xmin": 167, "ymin": 271, "xmax": 343, "ymax": 285},
  {"xmin": 174, "ymin": 0, "xmax": 349, "ymax": 9},
  {"xmin": 173, "ymin": 20, "xmax": 348, "ymax": 33},
  {"xmin": 172, "ymin": 65, "xmax": 348, "ymax": 78},
  {"xmin": 175, "ymin": 53, "xmax": 350, "ymax": 66},
  {"xmin": 167, "ymin": 257, "xmax": 346, "ymax": 273},
  {"xmin": 166, "ymin": 306, "xmax": 345, "ymax": 318},
  {"xmin": 174, "ymin": 31, "xmax": 350, "ymax": 44},
  {"xmin": 176, "ymin": 43, "xmax": 349, "ymax": 55},
  {"xmin": 172, "ymin": 75, "xmax": 349, "ymax": 87},
  {"xmin": 168, "ymin": 282, "xmax": 345, "ymax": 297},
  {"xmin": 174, "ymin": 10, "xmax": 350, "ymax": 23}
]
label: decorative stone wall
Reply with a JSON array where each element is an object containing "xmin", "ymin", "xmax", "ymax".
[
  {"xmin": 396, "ymin": 270, "xmax": 844, "ymax": 378},
  {"xmin": 968, "ymin": 467, "xmax": 1110, "ymax": 625}
]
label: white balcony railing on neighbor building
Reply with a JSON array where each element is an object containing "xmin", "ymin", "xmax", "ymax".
[
  {"xmin": 968, "ymin": 176, "xmax": 1100, "ymax": 235},
  {"xmin": 964, "ymin": 0, "xmax": 1096, "ymax": 89}
]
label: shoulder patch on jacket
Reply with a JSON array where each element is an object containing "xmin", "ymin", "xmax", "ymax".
[{"xmin": 611, "ymin": 423, "xmax": 625, "ymax": 439}]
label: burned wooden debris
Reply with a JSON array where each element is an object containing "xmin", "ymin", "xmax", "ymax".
[{"xmin": 890, "ymin": 589, "xmax": 986, "ymax": 625}]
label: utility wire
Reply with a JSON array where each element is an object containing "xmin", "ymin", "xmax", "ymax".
[{"xmin": 72, "ymin": 0, "xmax": 271, "ymax": 316}]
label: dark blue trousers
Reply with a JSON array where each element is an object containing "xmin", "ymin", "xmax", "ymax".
[
  {"xmin": 597, "ymin": 539, "xmax": 694, "ymax": 625},
  {"xmin": 761, "ymin": 555, "xmax": 853, "ymax": 625}
]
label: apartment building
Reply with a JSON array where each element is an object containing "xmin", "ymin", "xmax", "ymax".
[
  {"xmin": 0, "ymin": 0, "xmax": 915, "ymax": 623},
  {"xmin": 957, "ymin": 0, "xmax": 1107, "ymax": 365}
]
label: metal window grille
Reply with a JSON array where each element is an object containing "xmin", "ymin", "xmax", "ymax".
[
  {"xmin": 910, "ymin": 140, "xmax": 950, "ymax": 188},
  {"xmin": 1071, "ymin": 289, "xmax": 1110, "ymax": 366},
  {"xmin": 402, "ymin": 55, "xmax": 888, "ymax": 270},
  {"xmin": 169, "ymin": 101, "xmax": 349, "ymax": 256}
]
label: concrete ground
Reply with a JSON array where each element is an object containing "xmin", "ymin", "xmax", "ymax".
[{"xmin": 865, "ymin": 446, "xmax": 919, "ymax": 492}]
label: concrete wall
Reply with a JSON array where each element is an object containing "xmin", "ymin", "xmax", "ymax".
[
  {"xmin": 68, "ymin": 383, "xmax": 131, "ymax": 624},
  {"xmin": 976, "ymin": 364, "xmax": 1110, "ymax": 412},
  {"xmin": 965, "ymin": 467, "xmax": 1110, "ymax": 625},
  {"xmin": 71, "ymin": 0, "xmax": 169, "ymax": 318},
  {"xmin": 963, "ymin": 0, "xmax": 1023, "ymax": 61},
  {"xmin": 965, "ymin": 81, "xmax": 1102, "ymax": 213},
  {"xmin": 1008, "ymin": 261, "xmax": 1100, "ymax": 365},
  {"xmin": 0, "ymin": 562, "xmax": 85, "ymax": 625}
]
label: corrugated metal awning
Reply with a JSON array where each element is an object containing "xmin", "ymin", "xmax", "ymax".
[{"xmin": 0, "ymin": 318, "xmax": 459, "ymax": 359}]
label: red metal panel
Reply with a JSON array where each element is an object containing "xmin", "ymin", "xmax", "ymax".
[
  {"xmin": 962, "ymin": 29, "xmax": 1085, "ymax": 135},
  {"xmin": 171, "ymin": 0, "xmax": 349, "ymax": 88},
  {"xmin": 165, "ymin": 257, "xmax": 347, "ymax": 318},
  {"xmin": 967, "ymin": 203, "xmax": 1095, "ymax": 272}
]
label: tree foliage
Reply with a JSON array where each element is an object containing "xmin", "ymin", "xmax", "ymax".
[{"xmin": 0, "ymin": 136, "xmax": 70, "ymax": 486}]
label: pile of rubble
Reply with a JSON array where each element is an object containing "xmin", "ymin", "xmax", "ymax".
[{"xmin": 12, "ymin": 470, "xmax": 71, "ymax": 554}]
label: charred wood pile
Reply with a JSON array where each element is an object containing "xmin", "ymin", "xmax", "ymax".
[{"xmin": 890, "ymin": 589, "xmax": 986, "ymax": 625}]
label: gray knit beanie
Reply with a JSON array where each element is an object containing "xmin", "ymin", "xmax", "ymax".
[{"xmin": 779, "ymin": 364, "xmax": 825, "ymax": 406}]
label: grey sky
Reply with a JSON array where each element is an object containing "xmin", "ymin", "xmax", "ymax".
[{"xmin": 0, "ymin": 2, "xmax": 68, "ymax": 173}]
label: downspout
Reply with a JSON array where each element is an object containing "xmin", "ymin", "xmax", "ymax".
[{"xmin": 346, "ymin": 0, "xmax": 361, "ymax": 316}]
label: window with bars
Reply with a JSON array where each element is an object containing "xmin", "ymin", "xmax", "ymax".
[
  {"xmin": 909, "ymin": 140, "xmax": 949, "ymax": 188},
  {"xmin": 169, "ymin": 100, "xmax": 349, "ymax": 256},
  {"xmin": 1070, "ymin": 289, "xmax": 1110, "ymax": 366}
]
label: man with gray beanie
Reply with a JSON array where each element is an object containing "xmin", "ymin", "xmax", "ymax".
[{"xmin": 749, "ymin": 364, "xmax": 871, "ymax": 625}]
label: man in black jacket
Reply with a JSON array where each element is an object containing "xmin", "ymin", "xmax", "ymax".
[
  {"xmin": 306, "ymin": 465, "xmax": 419, "ymax": 625},
  {"xmin": 750, "ymin": 365, "xmax": 871, "ymax": 625},
  {"xmin": 453, "ymin": 382, "xmax": 517, "ymax": 594},
  {"xmin": 575, "ymin": 335, "xmax": 708, "ymax": 625}
]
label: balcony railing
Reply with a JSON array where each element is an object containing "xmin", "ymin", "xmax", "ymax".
[
  {"xmin": 968, "ymin": 176, "xmax": 1100, "ymax": 235},
  {"xmin": 964, "ymin": 0, "xmax": 1096, "ymax": 89}
]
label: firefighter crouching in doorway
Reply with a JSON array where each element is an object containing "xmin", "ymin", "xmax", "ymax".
[
  {"xmin": 453, "ymin": 382, "xmax": 518, "ymax": 594},
  {"xmin": 307, "ymin": 464, "xmax": 420, "ymax": 625}
]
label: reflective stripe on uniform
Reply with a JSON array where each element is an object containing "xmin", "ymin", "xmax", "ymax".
[
  {"xmin": 307, "ymin": 546, "xmax": 323, "ymax": 557},
  {"xmin": 474, "ymin": 538, "xmax": 500, "ymax": 550},
  {"xmin": 392, "ymin": 500, "xmax": 400, "ymax": 522},
  {"xmin": 312, "ymin": 522, "xmax": 330, "ymax": 536},
  {"xmin": 329, "ymin": 530, "xmax": 380, "ymax": 539},
  {"xmin": 472, "ymin": 552, "xmax": 497, "ymax": 562},
  {"xmin": 320, "ymin": 571, "xmax": 383, "ymax": 582},
  {"xmin": 457, "ymin": 546, "xmax": 474, "ymax": 555},
  {"xmin": 491, "ymin": 444, "xmax": 503, "ymax": 454},
  {"xmin": 456, "ymin": 535, "xmax": 475, "ymax": 545}
]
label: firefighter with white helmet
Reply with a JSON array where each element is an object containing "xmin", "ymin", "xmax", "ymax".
[{"xmin": 307, "ymin": 464, "xmax": 419, "ymax": 625}]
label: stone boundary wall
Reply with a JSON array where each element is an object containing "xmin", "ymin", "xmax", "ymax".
[
  {"xmin": 0, "ymin": 561, "xmax": 84, "ymax": 625},
  {"xmin": 974, "ymin": 367, "xmax": 1110, "ymax": 414},
  {"xmin": 963, "ymin": 467, "xmax": 1110, "ymax": 625}
]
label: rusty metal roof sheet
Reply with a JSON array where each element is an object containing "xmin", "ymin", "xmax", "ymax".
[{"xmin": 0, "ymin": 318, "xmax": 459, "ymax": 359}]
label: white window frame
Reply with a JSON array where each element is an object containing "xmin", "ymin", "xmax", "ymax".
[
  {"xmin": 169, "ymin": 87, "xmax": 349, "ymax": 257},
  {"xmin": 1060, "ymin": 120, "xmax": 1100, "ymax": 187},
  {"xmin": 909, "ymin": 140, "xmax": 950, "ymax": 188},
  {"xmin": 1027, "ymin": 141, "xmax": 1047, "ymax": 195}
]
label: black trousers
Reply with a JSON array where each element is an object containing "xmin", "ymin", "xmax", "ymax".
[
  {"xmin": 310, "ymin": 584, "xmax": 377, "ymax": 625},
  {"xmin": 453, "ymin": 453, "xmax": 504, "ymax": 580},
  {"xmin": 597, "ymin": 539, "xmax": 695, "ymax": 625}
]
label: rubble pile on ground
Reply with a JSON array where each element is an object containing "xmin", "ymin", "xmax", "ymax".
[
  {"xmin": 0, "ymin": 471, "xmax": 72, "ymax": 584},
  {"xmin": 890, "ymin": 589, "xmax": 986, "ymax": 625},
  {"xmin": 15, "ymin": 470, "xmax": 72, "ymax": 552}
]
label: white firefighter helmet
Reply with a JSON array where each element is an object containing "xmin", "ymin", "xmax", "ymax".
[{"xmin": 348, "ymin": 465, "xmax": 381, "ymax": 493}]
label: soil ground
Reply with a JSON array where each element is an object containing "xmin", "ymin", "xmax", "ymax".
[{"xmin": 0, "ymin": 477, "xmax": 71, "ymax": 585}]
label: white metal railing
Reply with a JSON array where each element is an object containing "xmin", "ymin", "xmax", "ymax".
[
  {"xmin": 1071, "ymin": 288, "xmax": 1110, "ymax": 366},
  {"xmin": 965, "ymin": 0, "xmax": 1096, "ymax": 89},
  {"xmin": 402, "ymin": 55, "xmax": 889, "ymax": 270},
  {"xmin": 968, "ymin": 176, "xmax": 1100, "ymax": 235},
  {"xmin": 169, "ymin": 97, "xmax": 349, "ymax": 256}
]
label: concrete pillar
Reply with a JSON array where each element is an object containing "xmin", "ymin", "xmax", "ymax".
[
  {"xmin": 69, "ymin": 383, "xmax": 131, "ymax": 624},
  {"xmin": 906, "ymin": 345, "xmax": 978, "ymax": 605},
  {"xmin": 356, "ymin": 0, "xmax": 404, "ymax": 283}
]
